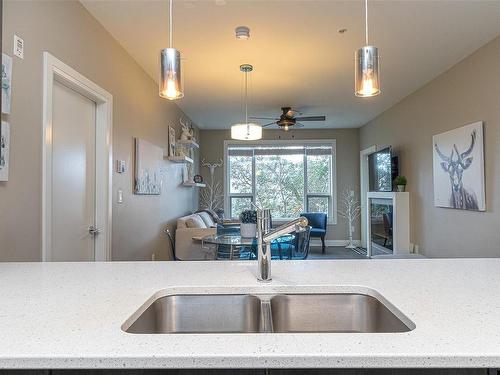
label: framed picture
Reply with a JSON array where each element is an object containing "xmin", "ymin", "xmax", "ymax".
[
  {"xmin": 168, "ymin": 126, "xmax": 176, "ymax": 157},
  {"xmin": 2, "ymin": 53, "xmax": 12, "ymax": 114},
  {"xmin": 134, "ymin": 138, "xmax": 162, "ymax": 195},
  {"xmin": 432, "ymin": 121, "xmax": 485, "ymax": 211},
  {"xmin": 0, "ymin": 121, "xmax": 10, "ymax": 182}
]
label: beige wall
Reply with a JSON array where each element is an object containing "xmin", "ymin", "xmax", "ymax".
[
  {"xmin": 0, "ymin": 0, "xmax": 198, "ymax": 261},
  {"xmin": 360, "ymin": 35, "xmax": 500, "ymax": 258},
  {"xmin": 199, "ymin": 129, "xmax": 360, "ymax": 242}
]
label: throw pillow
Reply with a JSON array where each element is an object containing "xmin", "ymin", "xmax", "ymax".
[
  {"xmin": 197, "ymin": 212, "xmax": 215, "ymax": 227},
  {"xmin": 185, "ymin": 215, "xmax": 207, "ymax": 229}
]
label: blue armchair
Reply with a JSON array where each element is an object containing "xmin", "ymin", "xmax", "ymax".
[{"xmin": 300, "ymin": 212, "xmax": 327, "ymax": 253}]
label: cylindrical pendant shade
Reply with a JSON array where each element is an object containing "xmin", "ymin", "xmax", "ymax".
[
  {"xmin": 159, "ymin": 48, "xmax": 183, "ymax": 100},
  {"xmin": 355, "ymin": 45, "xmax": 380, "ymax": 97},
  {"xmin": 231, "ymin": 123, "xmax": 262, "ymax": 140}
]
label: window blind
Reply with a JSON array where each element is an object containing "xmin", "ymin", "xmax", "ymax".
[{"xmin": 228, "ymin": 145, "xmax": 333, "ymax": 157}]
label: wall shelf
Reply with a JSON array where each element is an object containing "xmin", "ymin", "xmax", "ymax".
[
  {"xmin": 165, "ymin": 155, "xmax": 193, "ymax": 164},
  {"xmin": 181, "ymin": 182, "xmax": 206, "ymax": 188},
  {"xmin": 176, "ymin": 139, "xmax": 199, "ymax": 149}
]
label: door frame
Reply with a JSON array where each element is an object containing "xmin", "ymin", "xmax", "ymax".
[
  {"xmin": 42, "ymin": 52, "xmax": 113, "ymax": 261},
  {"xmin": 360, "ymin": 145, "xmax": 377, "ymax": 249}
]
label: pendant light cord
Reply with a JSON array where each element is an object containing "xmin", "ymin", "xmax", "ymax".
[
  {"xmin": 365, "ymin": 0, "xmax": 369, "ymax": 45},
  {"xmin": 244, "ymin": 71, "xmax": 248, "ymax": 124},
  {"xmin": 169, "ymin": 0, "xmax": 173, "ymax": 48}
]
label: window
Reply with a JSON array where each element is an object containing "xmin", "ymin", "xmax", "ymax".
[{"xmin": 225, "ymin": 141, "xmax": 336, "ymax": 222}]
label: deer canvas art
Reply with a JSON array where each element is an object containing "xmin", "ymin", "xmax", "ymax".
[{"xmin": 432, "ymin": 121, "xmax": 485, "ymax": 211}]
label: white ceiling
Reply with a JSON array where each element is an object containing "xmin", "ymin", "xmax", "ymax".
[{"xmin": 81, "ymin": 0, "xmax": 500, "ymax": 129}]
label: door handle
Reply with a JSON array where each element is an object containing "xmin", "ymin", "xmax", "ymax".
[{"xmin": 88, "ymin": 225, "xmax": 100, "ymax": 236}]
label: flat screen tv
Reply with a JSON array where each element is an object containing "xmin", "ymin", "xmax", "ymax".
[{"xmin": 368, "ymin": 147, "xmax": 399, "ymax": 192}]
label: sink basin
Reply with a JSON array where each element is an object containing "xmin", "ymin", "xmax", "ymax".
[
  {"xmin": 270, "ymin": 293, "xmax": 412, "ymax": 333},
  {"xmin": 124, "ymin": 292, "xmax": 413, "ymax": 334},
  {"xmin": 125, "ymin": 294, "xmax": 262, "ymax": 333}
]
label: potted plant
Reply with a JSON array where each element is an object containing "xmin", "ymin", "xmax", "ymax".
[
  {"xmin": 239, "ymin": 210, "xmax": 257, "ymax": 238},
  {"xmin": 394, "ymin": 176, "xmax": 407, "ymax": 192}
]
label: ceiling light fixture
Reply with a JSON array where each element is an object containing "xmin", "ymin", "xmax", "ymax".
[
  {"xmin": 355, "ymin": 0, "xmax": 380, "ymax": 97},
  {"xmin": 231, "ymin": 64, "xmax": 262, "ymax": 141},
  {"xmin": 159, "ymin": 0, "xmax": 184, "ymax": 100}
]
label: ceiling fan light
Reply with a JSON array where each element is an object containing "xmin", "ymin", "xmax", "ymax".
[
  {"xmin": 159, "ymin": 48, "xmax": 184, "ymax": 100},
  {"xmin": 355, "ymin": 46, "xmax": 380, "ymax": 97},
  {"xmin": 231, "ymin": 123, "xmax": 262, "ymax": 140}
]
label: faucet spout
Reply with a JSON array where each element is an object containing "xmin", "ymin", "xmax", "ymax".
[
  {"xmin": 262, "ymin": 217, "xmax": 308, "ymax": 243},
  {"xmin": 256, "ymin": 210, "xmax": 308, "ymax": 282}
]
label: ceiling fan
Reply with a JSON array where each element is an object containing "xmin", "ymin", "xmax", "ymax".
[{"xmin": 250, "ymin": 107, "xmax": 326, "ymax": 131}]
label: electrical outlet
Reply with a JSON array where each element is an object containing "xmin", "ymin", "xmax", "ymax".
[
  {"xmin": 151, "ymin": 252, "xmax": 156, "ymax": 261},
  {"xmin": 13, "ymin": 35, "xmax": 24, "ymax": 59}
]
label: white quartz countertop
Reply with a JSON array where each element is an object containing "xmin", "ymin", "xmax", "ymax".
[{"xmin": 0, "ymin": 259, "xmax": 499, "ymax": 369}]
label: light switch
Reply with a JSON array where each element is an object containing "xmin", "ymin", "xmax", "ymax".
[
  {"xmin": 14, "ymin": 35, "xmax": 24, "ymax": 59},
  {"xmin": 117, "ymin": 189, "xmax": 123, "ymax": 204}
]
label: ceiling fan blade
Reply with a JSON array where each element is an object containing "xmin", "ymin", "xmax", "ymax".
[
  {"xmin": 249, "ymin": 116, "xmax": 279, "ymax": 120},
  {"xmin": 294, "ymin": 116, "xmax": 326, "ymax": 121},
  {"xmin": 295, "ymin": 123, "xmax": 305, "ymax": 128},
  {"xmin": 262, "ymin": 122, "xmax": 276, "ymax": 127}
]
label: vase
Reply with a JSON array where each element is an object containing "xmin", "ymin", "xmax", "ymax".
[
  {"xmin": 240, "ymin": 223, "xmax": 257, "ymax": 238},
  {"xmin": 397, "ymin": 185, "xmax": 406, "ymax": 192}
]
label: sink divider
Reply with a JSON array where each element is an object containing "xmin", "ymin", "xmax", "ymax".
[{"xmin": 260, "ymin": 300, "xmax": 274, "ymax": 333}]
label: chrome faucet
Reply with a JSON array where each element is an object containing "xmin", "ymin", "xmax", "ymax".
[{"xmin": 254, "ymin": 206, "xmax": 308, "ymax": 282}]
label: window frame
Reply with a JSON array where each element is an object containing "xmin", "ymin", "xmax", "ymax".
[{"xmin": 224, "ymin": 139, "xmax": 337, "ymax": 224}]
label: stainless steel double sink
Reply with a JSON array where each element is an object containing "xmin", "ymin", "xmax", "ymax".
[{"xmin": 123, "ymin": 292, "xmax": 414, "ymax": 334}]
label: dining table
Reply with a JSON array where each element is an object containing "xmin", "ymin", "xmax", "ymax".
[{"xmin": 200, "ymin": 233, "xmax": 295, "ymax": 260}]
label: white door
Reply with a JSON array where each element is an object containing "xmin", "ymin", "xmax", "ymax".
[
  {"xmin": 43, "ymin": 52, "xmax": 112, "ymax": 262},
  {"xmin": 51, "ymin": 80, "xmax": 97, "ymax": 261}
]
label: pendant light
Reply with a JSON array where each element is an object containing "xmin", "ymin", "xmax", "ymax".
[
  {"xmin": 231, "ymin": 64, "xmax": 262, "ymax": 140},
  {"xmin": 355, "ymin": 0, "xmax": 380, "ymax": 97},
  {"xmin": 159, "ymin": 0, "xmax": 183, "ymax": 100}
]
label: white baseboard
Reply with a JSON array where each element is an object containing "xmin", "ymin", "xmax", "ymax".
[{"xmin": 310, "ymin": 239, "xmax": 361, "ymax": 247}]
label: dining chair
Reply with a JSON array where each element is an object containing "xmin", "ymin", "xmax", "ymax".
[
  {"xmin": 300, "ymin": 212, "xmax": 327, "ymax": 253},
  {"xmin": 288, "ymin": 226, "xmax": 311, "ymax": 260}
]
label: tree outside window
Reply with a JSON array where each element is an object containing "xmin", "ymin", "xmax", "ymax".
[{"xmin": 227, "ymin": 143, "xmax": 335, "ymax": 220}]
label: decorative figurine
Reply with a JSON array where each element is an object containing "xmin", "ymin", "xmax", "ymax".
[
  {"xmin": 189, "ymin": 125, "xmax": 196, "ymax": 143},
  {"xmin": 180, "ymin": 117, "xmax": 191, "ymax": 141}
]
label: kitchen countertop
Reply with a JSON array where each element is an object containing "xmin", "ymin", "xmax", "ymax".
[{"xmin": 0, "ymin": 259, "xmax": 499, "ymax": 369}]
